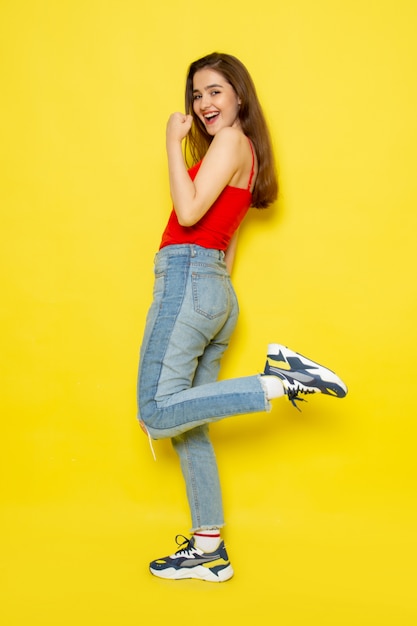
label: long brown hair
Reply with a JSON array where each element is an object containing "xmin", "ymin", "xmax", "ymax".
[{"xmin": 185, "ymin": 52, "xmax": 278, "ymax": 209}]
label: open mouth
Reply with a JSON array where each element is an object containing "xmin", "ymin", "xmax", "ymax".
[{"xmin": 204, "ymin": 112, "xmax": 220, "ymax": 125}]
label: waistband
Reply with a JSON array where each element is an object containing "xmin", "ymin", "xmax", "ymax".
[{"xmin": 156, "ymin": 244, "xmax": 225, "ymax": 261}]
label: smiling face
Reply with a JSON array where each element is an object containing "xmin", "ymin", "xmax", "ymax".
[{"xmin": 192, "ymin": 68, "xmax": 242, "ymax": 136}]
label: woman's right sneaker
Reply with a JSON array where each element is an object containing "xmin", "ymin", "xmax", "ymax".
[
  {"xmin": 264, "ymin": 343, "xmax": 348, "ymax": 409},
  {"xmin": 149, "ymin": 535, "xmax": 234, "ymax": 582}
]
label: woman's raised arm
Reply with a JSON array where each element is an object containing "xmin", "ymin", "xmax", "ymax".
[{"xmin": 166, "ymin": 119, "xmax": 246, "ymax": 226}]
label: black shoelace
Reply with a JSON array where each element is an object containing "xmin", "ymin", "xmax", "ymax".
[
  {"xmin": 173, "ymin": 535, "xmax": 195, "ymax": 556},
  {"xmin": 287, "ymin": 386, "xmax": 316, "ymax": 411}
]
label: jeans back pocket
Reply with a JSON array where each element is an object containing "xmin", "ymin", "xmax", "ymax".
[{"xmin": 191, "ymin": 272, "xmax": 229, "ymax": 319}]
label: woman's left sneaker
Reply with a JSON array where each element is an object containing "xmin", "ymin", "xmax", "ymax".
[{"xmin": 264, "ymin": 343, "xmax": 348, "ymax": 409}]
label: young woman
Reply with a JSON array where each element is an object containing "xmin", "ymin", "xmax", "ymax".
[{"xmin": 137, "ymin": 52, "xmax": 347, "ymax": 582}]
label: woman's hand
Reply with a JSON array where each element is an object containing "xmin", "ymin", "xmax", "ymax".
[{"xmin": 166, "ymin": 112, "xmax": 193, "ymax": 143}]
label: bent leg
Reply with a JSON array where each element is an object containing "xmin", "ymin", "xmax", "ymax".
[{"xmin": 138, "ymin": 248, "xmax": 269, "ymax": 440}]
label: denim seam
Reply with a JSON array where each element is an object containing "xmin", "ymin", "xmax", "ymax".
[
  {"xmin": 147, "ymin": 394, "xmax": 267, "ymax": 439},
  {"xmin": 138, "ymin": 262, "xmax": 189, "ymax": 422}
]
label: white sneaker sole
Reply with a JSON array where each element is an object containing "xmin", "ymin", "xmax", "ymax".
[{"xmin": 149, "ymin": 563, "xmax": 234, "ymax": 582}]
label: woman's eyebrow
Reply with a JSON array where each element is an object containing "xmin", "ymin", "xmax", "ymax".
[{"xmin": 192, "ymin": 83, "xmax": 223, "ymax": 93}]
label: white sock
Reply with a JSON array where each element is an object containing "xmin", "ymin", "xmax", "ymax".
[
  {"xmin": 267, "ymin": 343, "xmax": 282, "ymax": 355},
  {"xmin": 261, "ymin": 375, "xmax": 285, "ymax": 400},
  {"xmin": 193, "ymin": 530, "xmax": 221, "ymax": 553}
]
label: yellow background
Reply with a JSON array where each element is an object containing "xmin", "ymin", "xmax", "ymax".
[{"xmin": 1, "ymin": 0, "xmax": 416, "ymax": 624}]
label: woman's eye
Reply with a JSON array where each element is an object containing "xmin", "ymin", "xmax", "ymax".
[{"xmin": 193, "ymin": 94, "xmax": 202, "ymax": 100}]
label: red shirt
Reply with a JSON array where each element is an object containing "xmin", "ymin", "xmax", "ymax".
[{"xmin": 160, "ymin": 143, "xmax": 255, "ymax": 251}]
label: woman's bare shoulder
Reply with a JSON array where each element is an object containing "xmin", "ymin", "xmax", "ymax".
[{"xmin": 212, "ymin": 126, "xmax": 246, "ymax": 145}]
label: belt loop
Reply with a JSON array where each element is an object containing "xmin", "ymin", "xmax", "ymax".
[{"xmin": 191, "ymin": 244, "xmax": 196, "ymax": 257}]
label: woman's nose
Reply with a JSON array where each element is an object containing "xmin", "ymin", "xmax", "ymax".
[{"xmin": 200, "ymin": 93, "xmax": 211, "ymax": 109}]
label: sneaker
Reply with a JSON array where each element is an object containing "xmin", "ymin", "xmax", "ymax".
[
  {"xmin": 149, "ymin": 535, "xmax": 234, "ymax": 582},
  {"xmin": 264, "ymin": 343, "xmax": 348, "ymax": 410}
]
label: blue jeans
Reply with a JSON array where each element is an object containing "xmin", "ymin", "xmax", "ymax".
[{"xmin": 137, "ymin": 244, "xmax": 269, "ymax": 530}]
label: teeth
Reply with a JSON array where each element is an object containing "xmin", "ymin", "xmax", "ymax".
[{"xmin": 205, "ymin": 112, "xmax": 218, "ymax": 119}]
